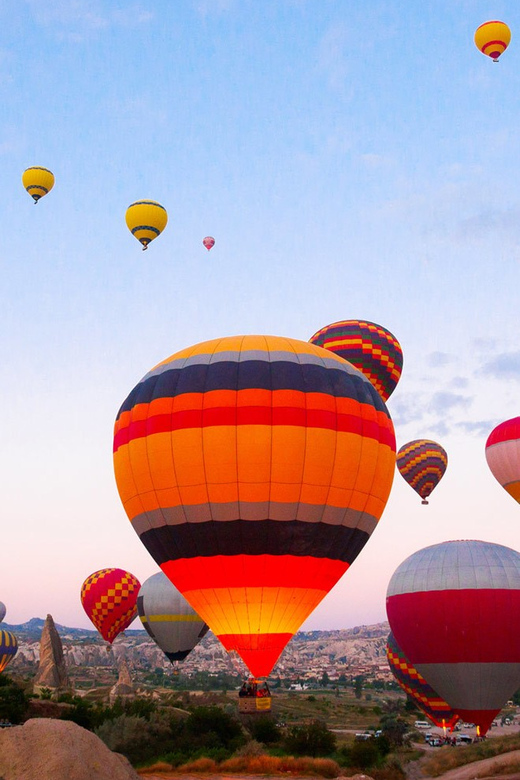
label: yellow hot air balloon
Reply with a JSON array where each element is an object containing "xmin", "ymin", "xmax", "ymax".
[
  {"xmin": 475, "ymin": 21, "xmax": 511, "ymax": 61},
  {"xmin": 22, "ymin": 167, "xmax": 55, "ymax": 204},
  {"xmin": 125, "ymin": 200, "xmax": 168, "ymax": 250}
]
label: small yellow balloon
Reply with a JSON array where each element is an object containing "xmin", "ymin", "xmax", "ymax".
[
  {"xmin": 474, "ymin": 20, "xmax": 511, "ymax": 61},
  {"xmin": 22, "ymin": 167, "xmax": 55, "ymax": 204},
  {"xmin": 125, "ymin": 200, "xmax": 168, "ymax": 250}
]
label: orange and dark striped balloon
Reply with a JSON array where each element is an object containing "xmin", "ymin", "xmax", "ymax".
[
  {"xmin": 396, "ymin": 439, "xmax": 447, "ymax": 505},
  {"xmin": 113, "ymin": 335, "xmax": 396, "ymax": 677},
  {"xmin": 309, "ymin": 320, "xmax": 403, "ymax": 402},
  {"xmin": 80, "ymin": 568, "xmax": 140, "ymax": 644},
  {"xmin": 386, "ymin": 631, "xmax": 459, "ymax": 730}
]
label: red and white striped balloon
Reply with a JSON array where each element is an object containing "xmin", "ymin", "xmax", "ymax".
[
  {"xmin": 387, "ymin": 539, "xmax": 520, "ymax": 736},
  {"xmin": 485, "ymin": 417, "xmax": 520, "ymax": 504}
]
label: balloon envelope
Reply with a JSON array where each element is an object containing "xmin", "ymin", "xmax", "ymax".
[
  {"xmin": 475, "ymin": 20, "xmax": 511, "ymax": 60},
  {"xmin": 137, "ymin": 572, "xmax": 209, "ymax": 662},
  {"xmin": 396, "ymin": 439, "xmax": 447, "ymax": 504},
  {"xmin": 386, "ymin": 631, "xmax": 459, "ymax": 730},
  {"xmin": 485, "ymin": 417, "xmax": 520, "ymax": 504},
  {"xmin": 309, "ymin": 320, "xmax": 402, "ymax": 402},
  {"xmin": 0, "ymin": 630, "xmax": 17, "ymax": 673},
  {"xmin": 114, "ymin": 335, "xmax": 396, "ymax": 678},
  {"xmin": 125, "ymin": 200, "xmax": 168, "ymax": 249},
  {"xmin": 0, "ymin": 602, "xmax": 5, "ymax": 623},
  {"xmin": 80, "ymin": 568, "xmax": 140, "ymax": 644},
  {"xmin": 203, "ymin": 236, "xmax": 215, "ymax": 251},
  {"xmin": 22, "ymin": 166, "xmax": 54, "ymax": 203},
  {"xmin": 387, "ymin": 540, "xmax": 520, "ymax": 735}
]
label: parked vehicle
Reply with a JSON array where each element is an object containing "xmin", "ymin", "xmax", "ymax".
[{"xmin": 414, "ymin": 720, "xmax": 431, "ymax": 729}]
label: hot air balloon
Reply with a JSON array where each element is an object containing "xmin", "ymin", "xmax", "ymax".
[
  {"xmin": 396, "ymin": 440, "xmax": 447, "ymax": 504},
  {"xmin": 475, "ymin": 20, "xmax": 511, "ymax": 61},
  {"xmin": 386, "ymin": 632, "xmax": 459, "ymax": 731},
  {"xmin": 0, "ymin": 602, "xmax": 5, "ymax": 624},
  {"xmin": 203, "ymin": 236, "xmax": 215, "ymax": 251},
  {"xmin": 0, "ymin": 630, "xmax": 17, "ymax": 673},
  {"xmin": 137, "ymin": 572, "xmax": 209, "ymax": 663},
  {"xmin": 113, "ymin": 335, "xmax": 396, "ymax": 679},
  {"xmin": 485, "ymin": 417, "xmax": 520, "ymax": 504},
  {"xmin": 387, "ymin": 540, "xmax": 520, "ymax": 736},
  {"xmin": 22, "ymin": 167, "xmax": 55, "ymax": 203},
  {"xmin": 80, "ymin": 568, "xmax": 140, "ymax": 645},
  {"xmin": 125, "ymin": 200, "xmax": 168, "ymax": 250},
  {"xmin": 309, "ymin": 320, "xmax": 403, "ymax": 402}
]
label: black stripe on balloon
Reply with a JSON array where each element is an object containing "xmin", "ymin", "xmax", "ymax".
[
  {"xmin": 165, "ymin": 649, "xmax": 191, "ymax": 662},
  {"xmin": 117, "ymin": 360, "xmax": 387, "ymax": 417},
  {"xmin": 139, "ymin": 520, "xmax": 370, "ymax": 565}
]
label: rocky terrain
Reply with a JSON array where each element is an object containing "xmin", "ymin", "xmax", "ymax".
[{"xmin": 4, "ymin": 618, "xmax": 392, "ymax": 688}]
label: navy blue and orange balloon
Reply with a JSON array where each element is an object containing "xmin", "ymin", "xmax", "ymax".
[{"xmin": 113, "ymin": 335, "xmax": 396, "ymax": 678}]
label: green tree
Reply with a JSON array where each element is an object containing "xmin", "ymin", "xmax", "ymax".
[
  {"xmin": 354, "ymin": 675, "xmax": 364, "ymax": 699},
  {"xmin": 379, "ymin": 714, "xmax": 408, "ymax": 747},
  {"xmin": 0, "ymin": 675, "xmax": 29, "ymax": 724},
  {"xmin": 349, "ymin": 739, "xmax": 380, "ymax": 769},
  {"xmin": 321, "ymin": 671, "xmax": 330, "ymax": 687},
  {"xmin": 283, "ymin": 719, "xmax": 336, "ymax": 757},
  {"xmin": 247, "ymin": 714, "xmax": 281, "ymax": 744}
]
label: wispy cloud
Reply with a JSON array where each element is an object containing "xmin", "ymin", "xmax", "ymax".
[
  {"xmin": 194, "ymin": 0, "xmax": 236, "ymax": 17},
  {"xmin": 450, "ymin": 376, "xmax": 469, "ymax": 389},
  {"xmin": 480, "ymin": 351, "xmax": 520, "ymax": 381},
  {"xmin": 455, "ymin": 420, "xmax": 497, "ymax": 436},
  {"xmin": 391, "ymin": 388, "xmax": 473, "ymax": 434},
  {"xmin": 427, "ymin": 391, "xmax": 472, "ymax": 415},
  {"xmin": 428, "ymin": 351, "xmax": 455, "ymax": 367},
  {"xmin": 316, "ymin": 23, "xmax": 354, "ymax": 93},
  {"xmin": 451, "ymin": 208, "xmax": 520, "ymax": 244},
  {"xmin": 26, "ymin": 1, "xmax": 153, "ymax": 39}
]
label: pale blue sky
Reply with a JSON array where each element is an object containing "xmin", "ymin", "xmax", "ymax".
[{"xmin": 2, "ymin": 0, "xmax": 520, "ymax": 632}]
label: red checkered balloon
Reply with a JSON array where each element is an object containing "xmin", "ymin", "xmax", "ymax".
[{"xmin": 80, "ymin": 568, "xmax": 141, "ymax": 644}]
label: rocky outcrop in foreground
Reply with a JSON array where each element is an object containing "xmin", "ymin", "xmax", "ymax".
[{"xmin": 0, "ymin": 718, "xmax": 139, "ymax": 780}]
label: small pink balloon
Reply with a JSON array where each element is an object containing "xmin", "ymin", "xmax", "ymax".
[{"xmin": 203, "ymin": 236, "xmax": 215, "ymax": 251}]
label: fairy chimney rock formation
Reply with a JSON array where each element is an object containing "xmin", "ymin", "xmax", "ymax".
[
  {"xmin": 33, "ymin": 614, "xmax": 71, "ymax": 694},
  {"xmin": 109, "ymin": 658, "xmax": 135, "ymax": 704}
]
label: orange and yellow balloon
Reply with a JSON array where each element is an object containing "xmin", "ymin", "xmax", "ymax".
[
  {"xmin": 113, "ymin": 335, "xmax": 396, "ymax": 678},
  {"xmin": 125, "ymin": 200, "xmax": 168, "ymax": 250},
  {"xmin": 475, "ymin": 21, "xmax": 511, "ymax": 61},
  {"xmin": 22, "ymin": 167, "xmax": 55, "ymax": 203}
]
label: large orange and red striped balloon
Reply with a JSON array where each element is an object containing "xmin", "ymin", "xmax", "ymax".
[
  {"xmin": 396, "ymin": 439, "xmax": 447, "ymax": 504},
  {"xmin": 80, "ymin": 568, "xmax": 140, "ymax": 644},
  {"xmin": 113, "ymin": 335, "xmax": 396, "ymax": 678},
  {"xmin": 309, "ymin": 320, "xmax": 403, "ymax": 402},
  {"xmin": 386, "ymin": 631, "xmax": 459, "ymax": 731},
  {"xmin": 474, "ymin": 21, "xmax": 511, "ymax": 61},
  {"xmin": 485, "ymin": 417, "xmax": 520, "ymax": 504},
  {"xmin": 387, "ymin": 540, "xmax": 520, "ymax": 736}
]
